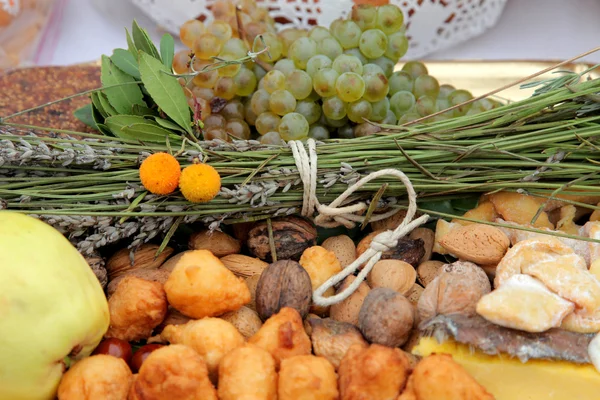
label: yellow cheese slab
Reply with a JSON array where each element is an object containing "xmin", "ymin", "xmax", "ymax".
[{"xmin": 412, "ymin": 337, "xmax": 600, "ymax": 400}]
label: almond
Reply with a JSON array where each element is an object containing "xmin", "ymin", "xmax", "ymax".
[
  {"xmin": 416, "ymin": 260, "xmax": 444, "ymax": 287},
  {"xmin": 439, "ymin": 223, "xmax": 510, "ymax": 265},
  {"xmin": 188, "ymin": 229, "xmax": 241, "ymax": 257},
  {"xmin": 367, "ymin": 260, "xmax": 416, "ymax": 296},
  {"xmin": 220, "ymin": 254, "xmax": 268, "ymax": 278}
]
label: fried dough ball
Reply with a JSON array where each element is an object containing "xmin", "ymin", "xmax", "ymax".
[
  {"xmin": 278, "ymin": 355, "xmax": 339, "ymax": 400},
  {"xmin": 160, "ymin": 318, "xmax": 245, "ymax": 382},
  {"xmin": 57, "ymin": 354, "xmax": 132, "ymax": 400},
  {"xmin": 248, "ymin": 307, "xmax": 312, "ymax": 367},
  {"xmin": 218, "ymin": 344, "xmax": 278, "ymax": 400},
  {"xmin": 105, "ymin": 276, "xmax": 168, "ymax": 342},
  {"xmin": 164, "ymin": 250, "xmax": 251, "ymax": 318},
  {"xmin": 339, "ymin": 343, "xmax": 411, "ymax": 400},
  {"xmin": 129, "ymin": 344, "xmax": 217, "ymax": 400},
  {"xmin": 397, "ymin": 354, "xmax": 494, "ymax": 400}
]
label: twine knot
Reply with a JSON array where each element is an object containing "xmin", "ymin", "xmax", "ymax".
[{"xmin": 288, "ymin": 138, "xmax": 430, "ymax": 307}]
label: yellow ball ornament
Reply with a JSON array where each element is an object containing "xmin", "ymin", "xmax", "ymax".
[{"xmin": 179, "ymin": 163, "xmax": 221, "ymax": 203}]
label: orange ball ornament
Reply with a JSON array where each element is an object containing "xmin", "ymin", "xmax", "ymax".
[{"xmin": 139, "ymin": 153, "xmax": 181, "ymax": 195}]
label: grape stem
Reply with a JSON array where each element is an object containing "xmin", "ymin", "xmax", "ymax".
[{"xmin": 235, "ymin": 5, "xmax": 273, "ymax": 72}]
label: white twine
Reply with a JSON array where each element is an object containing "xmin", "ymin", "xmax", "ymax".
[{"xmin": 289, "ymin": 138, "xmax": 430, "ymax": 307}]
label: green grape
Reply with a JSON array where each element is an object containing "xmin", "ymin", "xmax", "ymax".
[
  {"xmin": 191, "ymin": 59, "xmax": 219, "ymax": 88},
  {"xmin": 286, "ymin": 70, "xmax": 313, "ymax": 100},
  {"xmin": 313, "ymin": 68, "xmax": 340, "ymax": 97},
  {"xmin": 288, "ymin": 37, "xmax": 318, "ymax": 69},
  {"xmin": 337, "ymin": 124, "xmax": 354, "ymax": 138},
  {"xmin": 278, "ymin": 112, "xmax": 309, "ymax": 141},
  {"xmin": 208, "ymin": 21, "xmax": 233, "ymax": 42},
  {"xmin": 369, "ymin": 56, "xmax": 395, "ymax": 77},
  {"xmin": 322, "ymin": 96, "xmax": 347, "ymax": 120},
  {"xmin": 472, "ymin": 98, "xmax": 495, "ymax": 111},
  {"xmin": 438, "ymin": 84, "xmax": 456, "ymax": 99},
  {"xmin": 376, "ymin": 4, "xmax": 404, "ymax": 35},
  {"xmin": 354, "ymin": 122, "xmax": 381, "ymax": 137},
  {"xmin": 220, "ymin": 100, "xmax": 245, "ymax": 120},
  {"xmin": 253, "ymin": 64, "xmax": 267, "ymax": 81},
  {"xmin": 370, "ymin": 97, "xmax": 390, "ymax": 122},
  {"xmin": 436, "ymin": 99, "xmax": 454, "ymax": 118},
  {"xmin": 215, "ymin": 51, "xmax": 242, "ymax": 77},
  {"xmin": 326, "ymin": 115, "xmax": 349, "ymax": 128},
  {"xmin": 191, "ymin": 87, "xmax": 214, "ymax": 101},
  {"xmin": 269, "ymin": 89, "xmax": 297, "ymax": 116},
  {"xmin": 346, "ymin": 99, "xmax": 373, "ymax": 123},
  {"xmin": 389, "ymin": 71, "xmax": 414, "ymax": 95},
  {"xmin": 305, "ymin": 90, "xmax": 321, "ymax": 102},
  {"xmin": 225, "ymin": 118, "xmax": 251, "ymax": 140},
  {"xmin": 335, "ymin": 72, "xmax": 365, "ymax": 103},
  {"xmin": 415, "ymin": 95, "xmax": 437, "ymax": 117},
  {"xmin": 274, "ymin": 59, "xmax": 297, "ymax": 76},
  {"xmin": 398, "ymin": 113, "xmax": 420, "ymax": 124},
  {"xmin": 258, "ymin": 32, "xmax": 284, "ymax": 63},
  {"xmin": 413, "ymin": 74, "xmax": 440, "ymax": 98},
  {"xmin": 260, "ymin": 131, "xmax": 285, "ymax": 145},
  {"xmin": 333, "ymin": 20, "xmax": 362, "ymax": 50},
  {"xmin": 332, "ymin": 54, "xmax": 363, "ymax": 75},
  {"xmin": 308, "ymin": 124, "xmax": 330, "ymax": 140},
  {"xmin": 262, "ymin": 70, "xmax": 287, "ymax": 94},
  {"xmin": 255, "ymin": 112, "xmax": 282, "ymax": 135},
  {"xmin": 172, "ymin": 49, "xmax": 192, "ymax": 74},
  {"xmin": 210, "ymin": 0, "xmax": 235, "ymax": 19},
  {"xmin": 257, "ymin": 78, "xmax": 266, "ymax": 91},
  {"xmin": 466, "ymin": 107, "xmax": 482, "ymax": 116},
  {"xmin": 344, "ymin": 48, "xmax": 368, "ymax": 65},
  {"xmin": 382, "ymin": 109, "xmax": 397, "ymax": 125},
  {"xmin": 214, "ymin": 76, "xmax": 238, "ymax": 100},
  {"xmin": 359, "ymin": 29, "xmax": 388, "ymax": 59},
  {"xmin": 385, "ymin": 32, "xmax": 409, "ymax": 62},
  {"xmin": 251, "ymin": 89, "xmax": 271, "ymax": 115},
  {"xmin": 317, "ymin": 37, "xmax": 344, "ymax": 61},
  {"xmin": 193, "ymin": 33, "xmax": 223, "ymax": 60},
  {"xmin": 306, "ymin": 55, "xmax": 333, "ymax": 76},
  {"xmin": 362, "ymin": 63, "xmax": 385, "ymax": 76},
  {"xmin": 362, "ymin": 71, "xmax": 389, "ymax": 102},
  {"xmin": 180, "ymin": 20, "xmax": 205, "ymax": 49},
  {"xmin": 295, "ymin": 101, "xmax": 322, "ymax": 125},
  {"xmin": 309, "ymin": 26, "xmax": 332, "ymax": 42},
  {"xmin": 204, "ymin": 114, "xmax": 226, "ymax": 129},
  {"xmin": 204, "ymin": 127, "xmax": 229, "ymax": 141},
  {"xmin": 244, "ymin": 98, "xmax": 258, "ymax": 125},
  {"xmin": 329, "ymin": 18, "xmax": 344, "ymax": 38},
  {"xmin": 401, "ymin": 61, "xmax": 428, "ymax": 79},
  {"xmin": 390, "ymin": 90, "xmax": 416, "ymax": 119},
  {"xmin": 351, "ymin": 4, "xmax": 377, "ymax": 30},
  {"xmin": 448, "ymin": 89, "xmax": 474, "ymax": 116},
  {"xmin": 233, "ymin": 68, "xmax": 257, "ymax": 97},
  {"xmin": 278, "ymin": 28, "xmax": 308, "ymax": 56},
  {"xmin": 221, "ymin": 38, "xmax": 248, "ymax": 59}
]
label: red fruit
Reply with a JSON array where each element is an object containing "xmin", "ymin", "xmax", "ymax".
[
  {"xmin": 130, "ymin": 344, "xmax": 165, "ymax": 373},
  {"xmin": 91, "ymin": 338, "xmax": 133, "ymax": 365}
]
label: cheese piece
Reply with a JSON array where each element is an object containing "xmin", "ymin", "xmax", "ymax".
[{"xmin": 412, "ymin": 337, "xmax": 600, "ymax": 400}]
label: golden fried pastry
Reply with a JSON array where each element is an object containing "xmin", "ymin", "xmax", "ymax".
[
  {"xmin": 164, "ymin": 250, "xmax": 251, "ymax": 318},
  {"xmin": 278, "ymin": 355, "xmax": 339, "ymax": 400},
  {"xmin": 129, "ymin": 344, "xmax": 217, "ymax": 400},
  {"xmin": 248, "ymin": 307, "xmax": 312, "ymax": 367},
  {"xmin": 338, "ymin": 343, "xmax": 411, "ymax": 400},
  {"xmin": 561, "ymin": 307, "xmax": 600, "ymax": 333},
  {"xmin": 488, "ymin": 191, "xmax": 554, "ymax": 229},
  {"xmin": 397, "ymin": 353, "xmax": 494, "ymax": 400},
  {"xmin": 160, "ymin": 318, "xmax": 245, "ymax": 382},
  {"xmin": 57, "ymin": 354, "xmax": 132, "ymax": 400},
  {"xmin": 218, "ymin": 344, "xmax": 277, "ymax": 400},
  {"xmin": 105, "ymin": 276, "xmax": 168, "ymax": 342}
]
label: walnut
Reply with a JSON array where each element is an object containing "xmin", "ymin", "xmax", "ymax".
[{"xmin": 247, "ymin": 216, "xmax": 317, "ymax": 262}]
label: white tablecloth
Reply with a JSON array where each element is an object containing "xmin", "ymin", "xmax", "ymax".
[{"xmin": 47, "ymin": 0, "xmax": 600, "ymax": 66}]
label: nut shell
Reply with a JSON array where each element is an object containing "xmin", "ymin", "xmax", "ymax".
[
  {"xmin": 247, "ymin": 216, "xmax": 317, "ymax": 262},
  {"xmin": 106, "ymin": 268, "xmax": 171, "ymax": 298},
  {"xmin": 409, "ymin": 227, "xmax": 435, "ymax": 263},
  {"xmin": 416, "ymin": 260, "xmax": 444, "ymax": 287},
  {"xmin": 357, "ymin": 231, "xmax": 425, "ymax": 268},
  {"xmin": 189, "ymin": 229, "xmax": 241, "ymax": 257},
  {"xmin": 245, "ymin": 274, "xmax": 261, "ymax": 312},
  {"xmin": 329, "ymin": 275, "xmax": 370, "ymax": 326},
  {"xmin": 358, "ymin": 288, "xmax": 415, "ymax": 347},
  {"xmin": 220, "ymin": 254, "xmax": 268, "ymax": 278},
  {"xmin": 321, "ymin": 235, "xmax": 357, "ymax": 268},
  {"xmin": 106, "ymin": 244, "xmax": 173, "ymax": 281},
  {"xmin": 309, "ymin": 317, "xmax": 368, "ymax": 370},
  {"xmin": 255, "ymin": 260, "xmax": 313, "ymax": 321},
  {"xmin": 405, "ymin": 283, "xmax": 425, "ymax": 305},
  {"xmin": 220, "ymin": 307, "xmax": 263, "ymax": 339},
  {"xmin": 367, "ymin": 259, "xmax": 416, "ymax": 295},
  {"xmin": 439, "ymin": 223, "xmax": 510, "ymax": 265}
]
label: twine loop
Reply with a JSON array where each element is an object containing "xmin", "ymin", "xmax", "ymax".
[{"xmin": 288, "ymin": 138, "xmax": 430, "ymax": 307}]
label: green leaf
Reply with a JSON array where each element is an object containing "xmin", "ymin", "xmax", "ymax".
[
  {"xmin": 160, "ymin": 33, "xmax": 175, "ymax": 70},
  {"xmin": 73, "ymin": 104, "xmax": 98, "ymax": 130},
  {"xmin": 138, "ymin": 52, "xmax": 192, "ymax": 134},
  {"xmin": 105, "ymin": 115, "xmax": 181, "ymax": 143},
  {"xmin": 132, "ymin": 104, "xmax": 159, "ymax": 117},
  {"xmin": 111, "ymin": 48, "xmax": 140, "ymax": 79},
  {"xmin": 154, "ymin": 117, "xmax": 186, "ymax": 132},
  {"xmin": 90, "ymin": 92, "xmax": 108, "ymax": 118},
  {"xmin": 125, "ymin": 28, "xmax": 138, "ymax": 59},
  {"xmin": 100, "ymin": 55, "xmax": 145, "ymax": 114},
  {"xmin": 95, "ymin": 123, "xmax": 114, "ymax": 136},
  {"xmin": 132, "ymin": 20, "xmax": 160, "ymax": 59},
  {"xmin": 97, "ymin": 92, "xmax": 118, "ymax": 116}
]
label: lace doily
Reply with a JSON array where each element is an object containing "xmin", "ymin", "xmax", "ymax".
[{"xmin": 130, "ymin": 0, "xmax": 507, "ymax": 59}]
